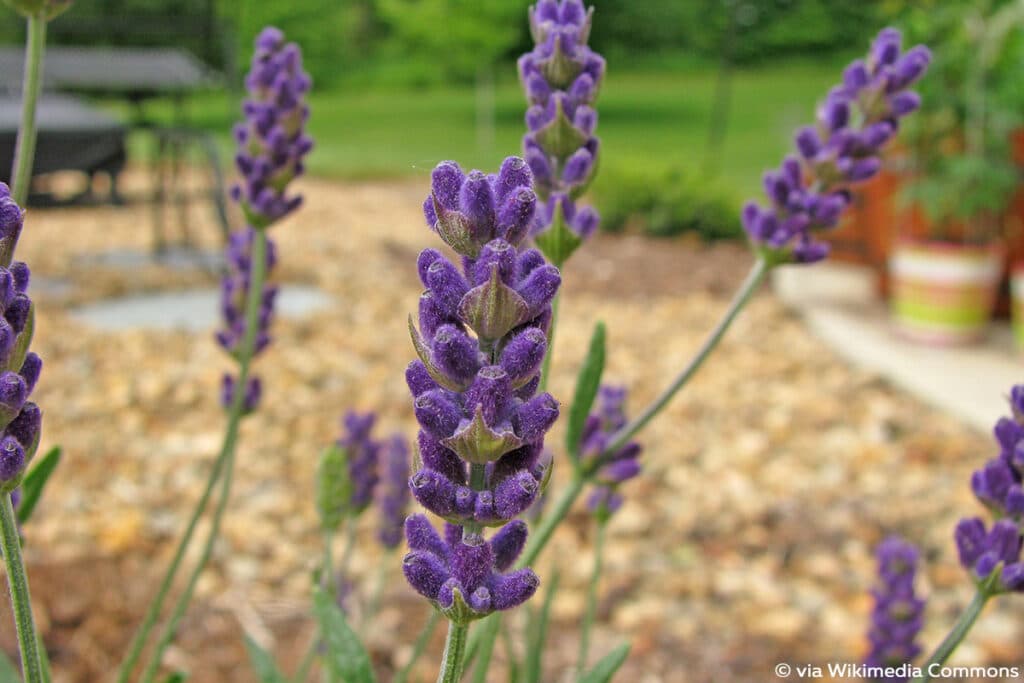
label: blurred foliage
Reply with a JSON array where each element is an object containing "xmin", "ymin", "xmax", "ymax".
[
  {"xmin": 890, "ymin": 0, "xmax": 1024, "ymax": 239},
  {"xmin": 594, "ymin": 168, "xmax": 741, "ymax": 240},
  {"xmin": 2, "ymin": 0, "xmax": 887, "ymax": 88}
]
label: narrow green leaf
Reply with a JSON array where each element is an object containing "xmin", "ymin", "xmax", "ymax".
[
  {"xmin": 0, "ymin": 650, "xmax": 20, "ymax": 683},
  {"xmin": 566, "ymin": 323, "xmax": 606, "ymax": 459},
  {"xmin": 161, "ymin": 673, "xmax": 188, "ymax": 683},
  {"xmin": 243, "ymin": 633, "xmax": 287, "ymax": 683},
  {"xmin": 313, "ymin": 588, "xmax": 377, "ymax": 683},
  {"xmin": 17, "ymin": 446, "xmax": 61, "ymax": 525},
  {"xmin": 577, "ymin": 643, "xmax": 630, "ymax": 683},
  {"xmin": 524, "ymin": 568, "xmax": 560, "ymax": 683},
  {"xmin": 38, "ymin": 635, "xmax": 53, "ymax": 683}
]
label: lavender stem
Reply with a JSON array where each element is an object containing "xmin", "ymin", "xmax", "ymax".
[
  {"xmin": 577, "ymin": 516, "xmax": 607, "ymax": 674},
  {"xmin": 0, "ymin": 491, "xmax": 42, "ymax": 683},
  {"xmin": 437, "ymin": 620, "xmax": 469, "ymax": 683},
  {"xmin": 8, "ymin": 13, "xmax": 44, "ymax": 212},
  {"xmin": 912, "ymin": 591, "xmax": 989, "ymax": 683},
  {"xmin": 119, "ymin": 228, "xmax": 270, "ymax": 682},
  {"xmin": 600, "ymin": 257, "xmax": 769, "ymax": 457}
]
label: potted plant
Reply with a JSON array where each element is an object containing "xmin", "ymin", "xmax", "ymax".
[{"xmin": 889, "ymin": 0, "xmax": 1023, "ymax": 345}]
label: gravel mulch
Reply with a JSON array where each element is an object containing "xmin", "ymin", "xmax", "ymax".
[{"xmin": 0, "ymin": 174, "xmax": 1010, "ymax": 682}]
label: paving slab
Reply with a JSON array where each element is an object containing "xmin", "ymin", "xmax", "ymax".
[
  {"xmin": 772, "ymin": 262, "xmax": 1021, "ymax": 433},
  {"xmin": 70, "ymin": 285, "xmax": 333, "ymax": 332}
]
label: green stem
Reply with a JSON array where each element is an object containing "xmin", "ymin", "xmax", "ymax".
[
  {"xmin": 600, "ymin": 257, "xmax": 768, "ymax": 457},
  {"xmin": 394, "ymin": 609, "xmax": 442, "ymax": 683},
  {"xmin": 577, "ymin": 518, "xmax": 607, "ymax": 675},
  {"xmin": 463, "ymin": 464, "xmax": 488, "ymax": 539},
  {"xmin": 0, "ymin": 493, "xmax": 42, "ymax": 683},
  {"xmin": 8, "ymin": 14, "xmax": 45, "ymax": 213},
  {"xmin": 120, "ymin": 228, "xmax": 270, "ymax": 682},
  {"xmin": 912, "ymin": 590, "xmax": 989, "ymax": 683},
  {"xmin": 321, "ymin": 527, "xmax": 335, "ymax": 594},
  {"xmin": 436, "ymin": 620, "xmax": 469, "ymax": 683},
  {"xmin": 539, "ymin": 291, "xmax": 560, "ymax": 393},
  {"xmin": 293, "ymin": 640, "xmax": 317, "ymax": 683},
  {"xmin": 139, "ymin": 444, "xmax": 237, "ymax": 683}
]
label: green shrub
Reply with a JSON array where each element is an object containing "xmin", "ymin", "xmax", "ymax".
[{"xmin": 593, "ymin": 168, "xmax": 741, "ymax": 240}]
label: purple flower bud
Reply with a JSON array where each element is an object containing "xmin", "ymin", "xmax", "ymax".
[
  {"xmin": 404, "ymin": 551, "xmax": 449, "ymax": 600},
  {"xmin": 513, "ymin": 393, "xmax": 559, "ymax": 442},
  {"xmin": 494, "ymin": 157, "xmax": 533, "ymax": 201},
  {"xmin": 450, "ymin": 535, "xmax": 493, "ymax": 591},
  {"xmin": 0, "ymin": 372, "xmax": 27, "ymax": 423},
  {"xmin": 432, "ymin": 161, "xmax": 465, "ymax": 212},
  {"xmin": 465, "ymin": 367, "xmax": 513, "ymax": 425},
  {"xmin": 473, "ymin": 240, "xmax": 517, "ymax": 287},
  {"xmin": 500, "ymin": 327, "xmax": 548, "ymax": 384},
  {"xmin": 5, "ymin": 402, "xmax": 40, "ymax": 454},
  {"xmin": 517, "ymin": 264, "xmax": 561, "ymax": 316},
  {"xmin": 414, "ymin": 390, "xmax": 462, "ymax": 440},
  {"xmin": 432, "ymin": 325, "xmax": 481, "ymax": 386},
  {"xmin": 18, "ymin": 353, "xmax": 41, "ymax": 394},
  {"xmin": 460, "ymin": 171, "xmax": 497, "ymax": 242},
  {"xmin": 9, "ymin": 262, "xmax": 29, "ymax": 294},
  {"xmin": 409, "ymin": 468, "xmax": 457, "ymax": 516},
  {"xmin": 889, "ymin": 91, "xmax": 921, "ymax": 117},
  {"xmin": 418, "ymin": 432, "xmax": 466, "ymax": 485},
  {"xmin": 870, "ymin": 28, "xmax": 902, "ymax": 71},
  {"xmin": 955, "ymin": 517, "xmax": 988, "ymax": 571},
  {"xmin": 497, "ymin": 189, "xmax": 538, "ymax": 246},
  {"xmin": 0, "ymin": 435, "xmax": 24, "ymax": 483},
  {"xmin": 864, "ymin": 537, "xmax": 925, "ymax": 671},
  {"xmin": 494, "ymin": 469, "xmax": 539, "ymax": 519},
  {"xmin": 490, "ymin": 520, "xmax": 528, "ymax": 571},
  {"xmin": 376, "ymin": 435, "xmax": 410, "ymax": 550},
  {"xmin": 426, "ymin": 257, "xmax": 470, "ymax": 318},
  {"xmin": 406, "ymin": 361, "xmax": 437, "ymax": 398},
  {"xmin": 563, "ymin": 148, "xmax": 593, "ymax": 185},
  {"xmin": 488, "ymin": 568, "xmax": 539, "ymax": 610},
  {"xmin": 795, "ymin": 127, "xmax": 821, "ymax": 159},
  {"xmin": 843, "ymin": 60, "xmax": 870, "ymax": 93}
]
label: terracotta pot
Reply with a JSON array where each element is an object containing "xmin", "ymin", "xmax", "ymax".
[
  {"xmin": 889, "ymin": 240, "xmax": 1004, "ymax": 345},
  {"xmin": 1013, "ymin": 266, "xmax": 1024, "ymax": 352}
]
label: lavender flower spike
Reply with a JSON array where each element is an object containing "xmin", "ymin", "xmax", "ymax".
[
  {"xmin": 403, "ymin": 514, "xmax": 538, "ymax": 624},
  {"xmin": 215, "ymin": 228, "xmax": 277, "ymax": 414},
  {"xmin": 743, "ymin": 28, "xmax": 930, "ymax": 264},
  {"xmin": 231, "ymin": 27, "xmax": 313, "ymax": 229},
  {"xmin": 864, "ymin": 537, "xmax": 925, "ymax": 677},
  {"xmin": 578, "ymin": 385, "xmax": 642, "ymax": 520},
  {"xmin": 410, "ymin": 159, "xmax": 561, "ymax": 528},
  {"xmin": 0, "ymin": 184, "xmax": 42, "ymax": 495},
  {"xmin": 519, "ymin": 0, "xmax": 605, "ymax": 264},
  {"xmin": 376, "ymin": 433, "xmax": 410, "ymax": 550}
]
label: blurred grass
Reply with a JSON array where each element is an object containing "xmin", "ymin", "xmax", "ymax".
[{"xmin": 124, "ymin": 57, "xmax": 846, "ymax": 200}]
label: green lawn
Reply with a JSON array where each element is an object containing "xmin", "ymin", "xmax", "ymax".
[{"xmin": 130, "ymin": 58, "xmax": 848, "ymax": 201}]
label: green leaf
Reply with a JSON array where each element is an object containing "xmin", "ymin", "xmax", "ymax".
[
  {"xmin": 566, "ymin": 322, "xmax": 606, "ymax": 460},
  {"xmin": 161, "ymin": 673, "xmax": 188, "ymax": 683},
  {"xmin": 523, "ymin": 568, "xmax": 560, "ymax": 683},
  {"xmin": 243, "ymin": 633, "xmax": 287, "ymax": 683},
  {"xmin": 577, "ymin": 643, "xmax": 631, "ymax": 683},
  {"xmin": 17, "ymin": 446, "xmax": 61, "ymax": 525},
  {"xmin": 313, "ymin": 588, "xmax": 377, "ymax": 683},
  {"xmin": 0, "ymin": 650, "xmax": 20, "ymax": 683}
]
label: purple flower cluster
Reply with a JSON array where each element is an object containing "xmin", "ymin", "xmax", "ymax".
[
  {"xmin": 742, "ymin": 28, "xmax": 930, "ymax": 264},
  {"xmin": 404, "ymin": 157, "xmax": 560, "ymax": 620},
  {"xmin": 519, "ymin": 0, "xmax": 604, "ymax": 256},
  {"xmin": 411, "ymin": 158, "xmax": 559, "ymax": 527},
  {"xmin": 403, "ymin": 515, "xmax": 538, "ymax": 624},
  {"xmin": 339, "ymin": 411, "xmax": 382, "ymax": 517},
  {"xmin": 216, "ymin": 228, "xmax": 277, "ymax": 413},
  {"xmin": 232, "ymin": 27, "xmax": 313, "ymax": 228},
  {"xmin": 0, "ymin": 184, "xmax": 42, "ymax": 493},
  {"xmin": 578, "ymin": 386, "xmax": 641, "ymax": 519},
  {"xmin": 377, "ymin": 434, "xmax": 411, "ymax": 550},
  {"xmin": 954, "ymin": 386, "xmax": 1024, "ymax": 594},
  {"xmin": 864, "ymin": 537, "xmax": 925, "ymax": 677}
]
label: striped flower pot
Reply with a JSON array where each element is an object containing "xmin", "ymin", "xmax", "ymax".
[
  {"xmin": 1013, "ymin": 267, "xmax": 1024, "ymax": 352},
  {"xmin": 889, "ymin": 240, "xmax": 1004, "ymax": 345}
]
